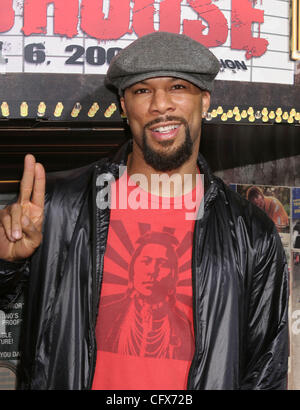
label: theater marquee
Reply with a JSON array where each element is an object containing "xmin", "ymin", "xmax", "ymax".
[
  {"xmin": 291, "ymin": 0, "xmax": 300, "ymax": 60},
  {"xmin": 0, "ymin": 0, "xmax": 298, "ymax": 124},
  {"xmin": 0, "ymin": 0, "xmax": 295, "ymax": 84}
]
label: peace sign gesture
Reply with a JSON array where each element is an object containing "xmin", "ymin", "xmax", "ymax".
[{"xmin": 0, "ymin": 154, "xmax": 45, "ymax": 262}]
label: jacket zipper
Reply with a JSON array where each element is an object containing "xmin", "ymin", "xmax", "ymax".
[
  {"xmin": 87, "ymin": 164, "xmax": 118, "ymax": 389},
  {"xmin": 87, "ymin": 166, "xmax": 106, "ymax": 389},
  {"xmin": 186, "ymin": 213, "xmax": 201, "ymax": 389},
  {"xmin": 186, "ymin": 179, "xmax": 215, "ymax": 390}
]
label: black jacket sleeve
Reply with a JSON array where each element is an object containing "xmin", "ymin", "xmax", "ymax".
[
  {"xmin": 241, "ymin": 225, "xmax": 289, "ymax": 390},
  {"xmin": 0, "ymin": 162, "xmax": 97, "ymax": 313}
]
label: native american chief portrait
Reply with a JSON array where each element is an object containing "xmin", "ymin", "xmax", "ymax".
[{"xmin": 96, "ymin": 229, "xmax": 194, "ymax": 361}]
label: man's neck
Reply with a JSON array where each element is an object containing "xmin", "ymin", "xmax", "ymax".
[{"xmin": 126, "ymin": 148, "xmax": 200, "ymax": 198}]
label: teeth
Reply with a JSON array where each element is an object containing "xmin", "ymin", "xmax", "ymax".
[{"xmin": 153, "ymin": 124, "xmax": 179, "ymax": 133}]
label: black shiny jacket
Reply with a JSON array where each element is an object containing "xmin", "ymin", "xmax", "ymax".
[{"xmin": 0, "ymin": 141, "xmax": 289, "ymax": 390}]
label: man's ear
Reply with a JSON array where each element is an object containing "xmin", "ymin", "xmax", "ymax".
[
  {"xmin": 120, "ymin": 96, "xmax": 127, "ymax": 117},
  {"xmin": 202, "ymin": 91, "xmax": 211, "ymax": 113}
]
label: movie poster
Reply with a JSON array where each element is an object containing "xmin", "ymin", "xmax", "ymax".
[
  {"xmin": 236, "ymin": 183, "xmax": 291, "ymax": 250},
  {"xmin": 0, "ymin": 195, "xmax": 21, "ymax": 390}
]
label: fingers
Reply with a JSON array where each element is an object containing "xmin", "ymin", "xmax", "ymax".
[
  {"xmin": 0, "ymin": 206, "xmax": 42, "ymax": 245},
  {"xmin": 12, "ymin": 203, "xmax": 23, "ymax": 240},
  {"xmin": 1, "ymin": 203, "xmax": 23, "ymax": 241},
  {"xmin": 0, "ymin": 209, "xmax": 14, "ymax": 241},
  {"xmin": 21, "ymin": 215, "xmax": 43, "ymax": 247},
  {"xmin": 18, "ymin": 155, "xmax": 45, "ymax": 210},
  {"xmin": 18, "ymin": 154, "xmax": 36, "ymax": 204},
  {"xmin": 0, "ymin": 154, "xmax": 45, "ymax": 261},
  {"xmin": 31, "ymin": 162, "xmax": 46, "ymax": 209}
]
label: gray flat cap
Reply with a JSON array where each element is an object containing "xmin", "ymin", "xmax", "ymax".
[{"xmin": 105, "ymin": 31, "xmax": 220, "ymax": 95}]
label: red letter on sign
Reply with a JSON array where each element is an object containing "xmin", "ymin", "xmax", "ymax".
[
  {"xmin": 0, "ymin": 0, "xmax": 14, "ymax": 33},
  {"xmin": 132, "ymin": 0, "xmax": 155, "ymax": 36},
  {"xmin": 132, "ymin": 0, "xmax": 181, "ymax": 37},
  {"xmin": 183, "ymin": 0, "xmax": 228, "ymax": 47},
  {"xmin": 81, "ymin": 0, "xmax": 130, "ymax": 40},
  {"xmin": 160, "ymin": 0, "xmax": 181, "ymax": 33},
  {"xmin": 23, "ymin": 0, "xmax": 79, "ymax": 37},
  {"xmin": 231, "ymin": 0, "xmax": 268, "ymax": 59}
]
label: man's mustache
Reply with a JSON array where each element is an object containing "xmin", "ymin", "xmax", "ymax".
[{"xmin": 144, "ymin": 116, "xmax": 188, "ymax": 129}]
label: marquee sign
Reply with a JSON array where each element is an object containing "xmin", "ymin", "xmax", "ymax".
[
  {"xmin": 291, "ymin": 0, "xmax": 300, "ymax": 60},
  {"xmin": 0, "ymin": 0, "xmax": 295, "ymax": 85}
]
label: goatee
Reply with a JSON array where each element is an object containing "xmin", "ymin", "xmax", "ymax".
[{"xmin": 142, "ymin": 116, "xmax": 193, "ymax": 172}]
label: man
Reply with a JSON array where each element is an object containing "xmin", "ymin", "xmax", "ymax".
[
  {"xmin": 246, "ymin": 185, "xmax": 289, "ymax": 232},
  {"xmin": 0, "ymin": 32, "xmax": 288, "ymax": 390}
]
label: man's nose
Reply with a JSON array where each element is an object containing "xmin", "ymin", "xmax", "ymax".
[
  {"xmin": 148, "ymin": 90, "xmax": 175, "ymax": 115},
  {"xmin": 147, "ymin": 260, "xmax": 159, "ymax": 278}
]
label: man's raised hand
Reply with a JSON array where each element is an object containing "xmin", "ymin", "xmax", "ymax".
[{"xmin": 0, "ymin": 154, "xmax": 45, "ymax": 262}]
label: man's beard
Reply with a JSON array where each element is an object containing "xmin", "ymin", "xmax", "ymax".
[{"xmin": 142, "ymin": 116, "xmax": 194, "ymax": 172}]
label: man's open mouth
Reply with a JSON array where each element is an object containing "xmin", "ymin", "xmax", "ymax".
[
  {"xmin": 152, "ymin": 124, "xmax": 180, "ymax": 133},
  {"xmin": 149, "ymin": 123, "xmax": 181, "ymax": 141}
]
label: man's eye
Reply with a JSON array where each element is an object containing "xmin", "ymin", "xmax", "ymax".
[
  {"xmin": 172, "ymin": 84, "xmax": 185, "ymax": 90},
  {"xmin": 134, "ymin": 88, "xmax": 149, "ymax": 94},
  {"xmin": 141, "ymin": 257, "xmax": 151, "ymax": 265},
  {"xmin": 159, "ymin": 259, "xmax": 170, "ymax": 268}
]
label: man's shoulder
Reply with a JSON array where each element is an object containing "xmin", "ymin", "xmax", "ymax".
[
  {"xmin": 45, "ymin": 157, "xmax": 109, "ymax": 196},
  {"xmin": 46, "ymin": 157, "xmax": 108, "ymax": 183},
  {"xmin": 264, "ymin": 195, "xmax": 283, "ymax": 209},
  {"xmin": 43, "ymin": 157, "xmax": 110, "ymax": 216},
  {"xmin": 40, "ymin": 158, "xmax": 111, "ymax": 241}
]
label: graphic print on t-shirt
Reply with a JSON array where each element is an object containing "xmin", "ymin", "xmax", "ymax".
[{"xmin": 95, "ymin": 220, "xmax": 194, "ymax": 361}]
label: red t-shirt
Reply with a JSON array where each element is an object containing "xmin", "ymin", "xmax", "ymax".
[{"xmin": 92, "ymin": 170, "xmax": 203, "ymax": 390}]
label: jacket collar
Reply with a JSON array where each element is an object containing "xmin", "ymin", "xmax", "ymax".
[{"xmin": 111, "ymin": 139, "xmax": 133, "ymax": 166}]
